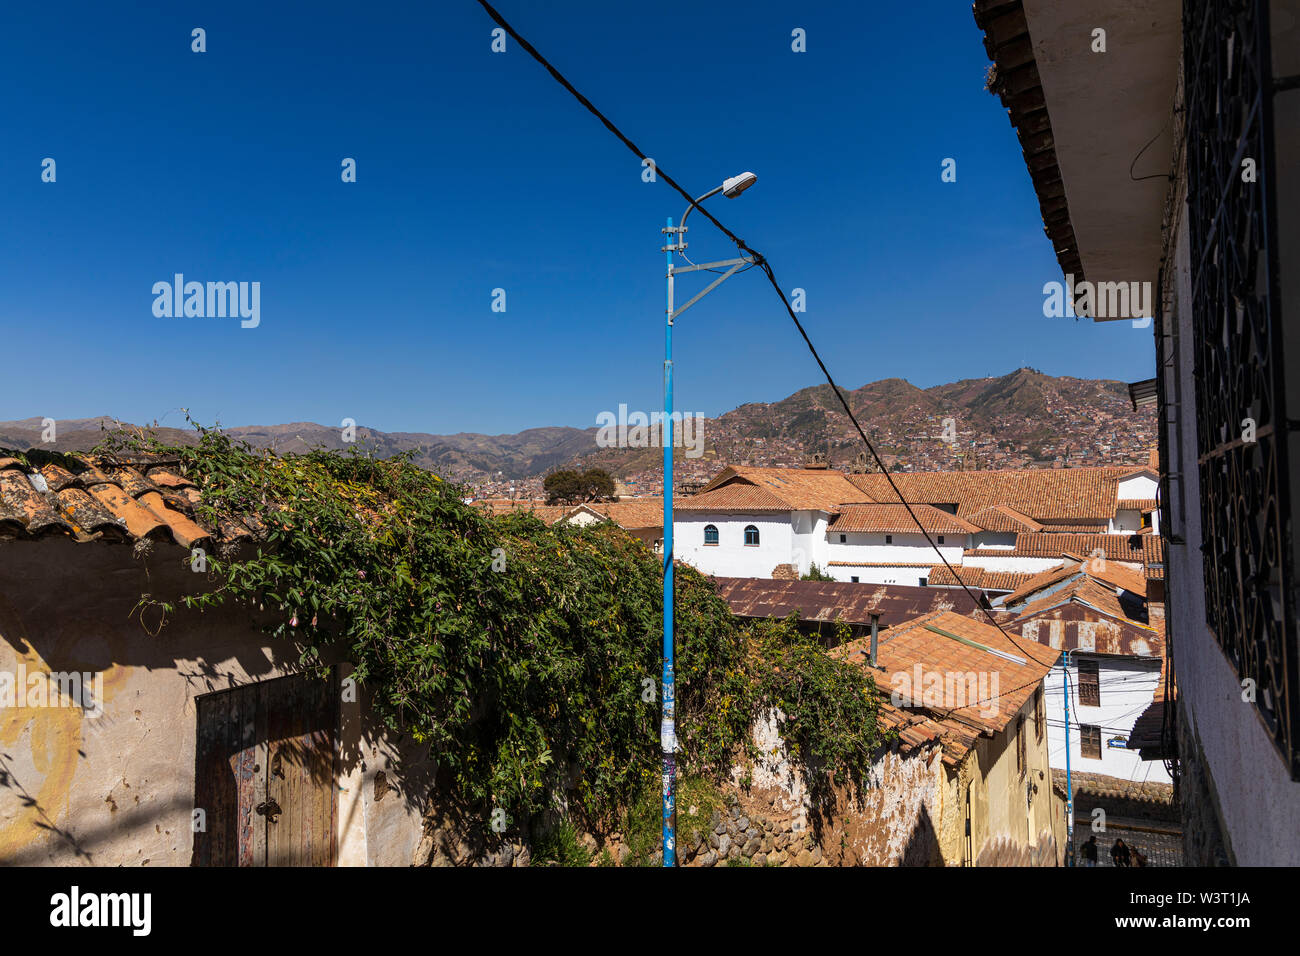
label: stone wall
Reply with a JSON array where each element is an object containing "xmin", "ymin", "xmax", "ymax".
[{"xmin": 1174, "ymin": 696, "xmax": 1231, "ymax": 865}]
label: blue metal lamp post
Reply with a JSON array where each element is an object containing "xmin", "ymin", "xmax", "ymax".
[{"xmin": 660, "ymin": 172, "xmax": 758, "ymax": 866}]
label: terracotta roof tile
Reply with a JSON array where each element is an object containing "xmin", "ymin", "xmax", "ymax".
[
  {"xmin": 37, "ymin": 463, "xmax": 80, "ymax": 492},
  {"xmin": 1010, "ymin": 532, "xmax": 1155, "ymax": 560},
  {"xmin": 675, "ymin": 482, "xmax": 791, "ymax": 513},
  {"xmin": 833, "ymin": 609, "xmax": 1058, "ymax": 760},
  {"xmin": 927, "ymin": 565, "xmax": 1032, "ymax": 591},
  {"xmin": 579, "ymin": 498, "xmax": 663, "ymax": 529},
  {"xmin": 0, "ymin": 470, "xmax": 70, "ymax": 536},
  {"xmin": 85, "ymin": 483, "xmax": 170, "ymax": 540},
  {"xmin": 143, "ymin": 467, "xmax": 196, "ymax": 489},
  {"xmin": 828, "ymin": 503, "xmax": 980, "ymax": 534},
  {"xmin": 1118, "ymin": 498, "xmax": 1159, "ymax": 513},
  {"xmin": 695, "ymin": 466, "xmax": 864, "ymax": 512},
  {"xmin": 967, "ymin": 504, "xmax": 1044, "ymax": 532},
  {"xmin": 847, "ymin": 466, "xmax": 1133, "ymax": 521},
  {"xmin": 137, "ymin": 491, "xmax": 212, "ymax": 548},
  {"xmin": 53, "ymin": 487, "xmax": 130, "ymax": 540}
]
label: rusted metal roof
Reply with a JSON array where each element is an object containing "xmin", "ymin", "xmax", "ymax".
[
  {"xmin": 712, "ymin": 576, "xmax": 986, "ymax": 628},
  {"xmin": 1013, "ymin": 593, "xmax": 1162, "ymax": 658}
]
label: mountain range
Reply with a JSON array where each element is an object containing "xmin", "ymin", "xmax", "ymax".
[{"xmin": 0, "ymin": 369, "xmax": 1155, "ymax": 489}]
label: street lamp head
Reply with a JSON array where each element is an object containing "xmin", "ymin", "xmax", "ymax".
[{"xmin": 721, "ymin": 171, "xmax": 758, "ymax": 198}]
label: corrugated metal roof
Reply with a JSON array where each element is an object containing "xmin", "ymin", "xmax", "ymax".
[{"xmin": 713, "ymin": 577, "xmax": 986, "ymax": 627}]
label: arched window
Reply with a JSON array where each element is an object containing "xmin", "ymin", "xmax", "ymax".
[
  {"xmin": 744, "ymin": 525, "xmax": 760, "ymax": 546},
  {"xmin": 704, "ymin": 524, "xmax": 719, "ymax": 545}
]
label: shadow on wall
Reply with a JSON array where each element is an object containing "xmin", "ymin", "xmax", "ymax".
[
  {"xmin": 900, "ymin": 804, "xmax": 943, "ymax": 866},
  {"xmin": 0, "ymin": 539, "xmax": 436, "ymax": 866},
  {"xmin": 975, "ymin": 829, "xmax": 1059, "ymax": 866}
]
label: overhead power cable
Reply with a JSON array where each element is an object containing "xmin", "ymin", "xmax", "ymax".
[{"xmin": 474, "ymin": 0, "xmax": 1057, "ymax": 669}]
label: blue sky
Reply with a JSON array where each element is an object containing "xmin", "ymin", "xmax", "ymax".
[{"xmin": 0, "ymin": 1, "xmax": 1154, "ymax": 435}]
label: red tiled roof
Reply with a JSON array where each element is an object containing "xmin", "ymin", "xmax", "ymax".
[
  {"xmin": 576, "ymin": 498, "xmax": 663, "ymax": 530},
  {"xmin": 846, "ymin": 467, "xmax": 1133, "ymax": 521},
  {"xmin": 693, "ymin": 466, "xmax": 865, "ymax": 513},
  {"xmin": 674, "ymin": 482, "xmax": 791, "ymax": 513},
  {"xmin": 0, "ymin": 450, "xmax": 222, "ymax": 547},
  {"xmin": 967, "ymin": 504, "xmax": 1044, "ymax": 533},
  {"xmin": 828, "ymin": 502, "xmax": 980, "ymax": 535},
  {"xmin": 1118, "ymin": 499, "xmax": 1160, "ymax": 513},
  {"xmin": 984, "ymin": 532, "xmax": 1157, "ymax": 562},
  {"xmin": 1001, "ymin": 562, "xmax": 1080, "ymax": 606},
  {"xmin": 833, "ymin": 609, "xmax": 1059, "ymax": 763},
  {"xmin": 926, "ymin": 565, "xmax": 1032, "ymax": 592}
]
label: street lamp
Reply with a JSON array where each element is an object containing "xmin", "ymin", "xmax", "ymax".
[{"xmin": 660, "ymin": 172, "xmax": 758, "ymax": 867}]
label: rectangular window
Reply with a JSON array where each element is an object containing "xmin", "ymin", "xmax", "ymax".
[
  {"xmin": 1080, "ymin": 724, "xmax": 1102, "ymax": 759},
  {"xmin": 850, "ymin": 576, "xmax": 859, "ymax": 583},
  {"xmin": 839, "ymin": 534, "xmax": 846, "ymax": 543},
  {"xmin": 885, "ymin": 535, "xmax": 892, "ymax": 544},
  {"xmin": 1016, "ymin": 716, "xmax": 1026, "ymax": 776},
  {"xmin": 1034, "ymin": 686, "xmax": 1045, "ymax": 741},
  {"xmin": 937, "ymin": 535, "xmax": 945, "ymax": 544},
  {"xmin": 1077, "ymin": 659, "xmax": 1100, "ymax": 707}
]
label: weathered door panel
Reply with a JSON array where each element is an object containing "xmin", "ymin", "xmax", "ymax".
[{"xmin": 193, "ymin": 672, "xmax": 338, "ymax": 866}]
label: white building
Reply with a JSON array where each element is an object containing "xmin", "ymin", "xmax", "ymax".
[
  {"xmin": 1003, "ymin": 561, "xmax": 1169, "ymax": 784},
  {"xmin": 675, "ymin": 464, "xmax": 1163, "ymax": 593}
]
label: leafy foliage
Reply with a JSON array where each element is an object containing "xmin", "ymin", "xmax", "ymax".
[
  {"xmin": 800, "ymin": 563, "xmax": 836, "ymax": 581},
  {"xmin": 102, "ymin": 423, "xmax": 880, "ymax": 831}
]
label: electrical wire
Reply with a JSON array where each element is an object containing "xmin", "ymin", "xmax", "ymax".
[{"xmin": 472, "ymin": 0, "xmax": 1060, "ymax": 670}]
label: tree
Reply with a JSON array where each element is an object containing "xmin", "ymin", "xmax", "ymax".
[
  {"xmin": 544, "ymin": 469, "xmax": 583, "ymax": 504},
  {"xmin": 544, "ymin": 467, "xmax": 616, "ymax": 504},
  {"xmin": 578, "ymin": 467, "xmax": 616, "ymax": 502}
]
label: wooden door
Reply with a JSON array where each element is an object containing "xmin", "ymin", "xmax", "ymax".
[{"xmin": 193, "ymin": 672, "xmax": 338, "ymax": 866}]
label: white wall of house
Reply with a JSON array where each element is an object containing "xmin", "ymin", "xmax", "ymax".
[
  {"xmin": 971, "ymin": 531, "xmax": 1018, "ymax": 550},
  {"xmin": 826, "ymin": 564, "xmax": 932, "ymax": 587},
  {"xmin": 963, "ymin": 554, "xmax": 1063, "ymax": 574},
  {"xmin": 790, "ymin": 511, "xmax": 831, "ymax": 575},
  {"xmin": 1117, "ymin": 474, "xmax": 1159, "ymax": 500},
  {"xmin": 824, "ymin": 531, "xmax": 966, "ymax": 567},
  {"xmin": 1043, "ymin": 655, "xmax": 1169, "ymax": 784},
  {"xmin": 1110, "ymin": 509, "xmax": 1144, "ymax": 533},
  {"xmin": 675, "ymin": 514, "xmax": 793, "ymax": 578}
]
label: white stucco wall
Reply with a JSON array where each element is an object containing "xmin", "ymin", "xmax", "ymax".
[
  {"xmin": 824, "ymin": 532, "xmax": 966, "ymax": 567},
  {"xmin": 1043, "ymin": 656, "xmax": 1169, "ymax": 785},
  {"xmin": 971, "ymin": 532, "xmax": 1018, "ymax": 550},
  {"xmin": 826, "ymin": 565, "xmax": 932, "ymax": 587},
  {"xmin": 790, "ymin": 511, "xmax": 830, "ymax": 575},
  {"xmin": 1117, "ymin": 474, "xmax": 1159, "ymax": 499},
  {"xmin": 963, "ymin": 555, "xmax": 1063, "ymax": 574},
  {"xmin": 1110, "ymin": 509, "xmax": 1144, "ymax": 533},
  {"xmin": 675, "ymin": 514, "xmax": 792, "ymax": 578}
]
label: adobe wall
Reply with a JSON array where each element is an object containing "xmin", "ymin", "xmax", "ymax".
[{"xmin": 0, "ymin": 537, "xmax": 428, "ymax": 866}]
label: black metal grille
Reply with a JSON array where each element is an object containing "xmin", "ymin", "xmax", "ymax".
[{"xmin": 1184, "ymin": 0, "xmax": 1298, "ymax": 777}]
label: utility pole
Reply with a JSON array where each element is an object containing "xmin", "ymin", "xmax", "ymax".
[
  {"xmin": 659, "ymin": 172, "xmax": 758, "ymax": 867},
  {"xmin": 1062, "ymin": 648, "xmax": 1074, "ymax": 865}
]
